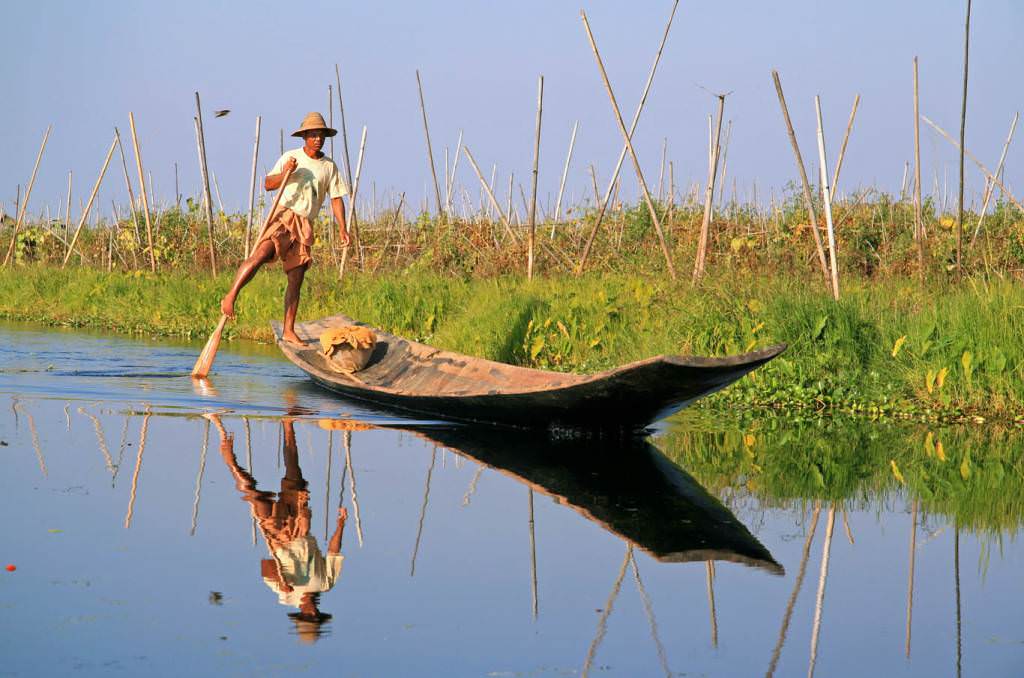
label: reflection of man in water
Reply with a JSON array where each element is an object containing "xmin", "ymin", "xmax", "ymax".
[{"xmin": 208, "ymin": 415, "xmax": 346, "ymax": 643}]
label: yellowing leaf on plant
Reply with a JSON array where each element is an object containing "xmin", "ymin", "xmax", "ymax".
[
  {"xmin": 935, "ymin": 440, "xmax": 946, "ymax": 462},
  {"xmin": 937, "ymin": 367, "xmax": 948, "ymax": 389},
  {"xmin": 731, "ymin": 237, "xmax": 745, "ymax": 252},
  {"xmin": 925, "ymin": 370, "xmax": 936, "ymax": 394},
  {"xmin": 529, "ymin": 336, "xmax": 545, "ymax": 360},
  {"xmin": 556, "ymin": 320, "xmax": 569, "ymax": 338},
  {"xmin": 924, "ymin": 431, "xmax": 935, "ymax": 456},
  {"xmin": 890, "ymin": 460, "xmax": 905, "ymax": 485},
  {"xmin": 959, "ymin": 452, "xmax": 971, "ymax": 480},
  {"xmin": 743, "ymin": 434, "xmax": 756, "ymax": 448},
  {"xmin": 745, "ymin": 339, "xmax": 757, "ymax": 352},
  {"xmin": 961, "ymin": 351, "xmax": 973, "ymax": 376},
  {"xmin": 891, "ymin": 335, "xmax": 907, "ymax": 358},
  {"xmin": 750, "ymin": 321, "xmax": 765, "ymax": 335},
  {"xmin": 747, "ymin": 299, "xmax": 763, "ymax": 314},
  {"xmin": 940, "ymin": 216, "xmax": 955, "ymax": 229},
  {"xmin": 588, "ymin": 337, "xmax": 602, "ymax": 348}
]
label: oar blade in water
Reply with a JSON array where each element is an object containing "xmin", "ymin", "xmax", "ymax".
[{"xmin": 191, "ymin": 315, "xmax": 229, "ymax": 379}]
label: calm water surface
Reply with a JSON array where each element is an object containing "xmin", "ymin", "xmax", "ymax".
[{"xmin": 0, "ymin": 321, "xmax": 1021, "ymax": 677}]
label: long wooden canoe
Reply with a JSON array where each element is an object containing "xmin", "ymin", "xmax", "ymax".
[{"xmin": 273, "ymin": 314, "xmax": 785, "ymax": 431}]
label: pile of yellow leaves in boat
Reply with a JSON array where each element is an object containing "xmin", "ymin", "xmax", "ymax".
[
  {"xmin": 319, "ymin": 325, "xmax": 376, "ymax": 373},
  {"xmin": 317, "ymin": 418, "xmax": 374, "ymax": 432}
]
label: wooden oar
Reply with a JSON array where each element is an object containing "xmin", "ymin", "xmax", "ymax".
[{"xmin": 190, "ymin": 165, "xmax": 295, "ymax": 379}]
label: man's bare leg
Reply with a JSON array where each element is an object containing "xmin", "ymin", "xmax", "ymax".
[
  {"xmin": 282, "ymin": 263, "xmax": 309, "ymax": 345},
  {"xmin": 221, "ymin": 240, "xmax": 276, "ymax": 318}
]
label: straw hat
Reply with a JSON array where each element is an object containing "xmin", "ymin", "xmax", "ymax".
[{"xmin": 291, "ymin": 112, "xmax": 337, "ymax": 138}]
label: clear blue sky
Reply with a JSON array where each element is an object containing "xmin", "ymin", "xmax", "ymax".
[{"xmin": 1, "ymin": 0, "xmax": 1020, "ymax": 220}]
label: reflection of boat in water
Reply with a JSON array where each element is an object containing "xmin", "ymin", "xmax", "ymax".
[
  {"xmin": 273, "ymin": 315, "xmax": 785, "ymax": 431},
  {"xmin": 392, "ymin": 424, "xmax": 783, "ymax": 573}
]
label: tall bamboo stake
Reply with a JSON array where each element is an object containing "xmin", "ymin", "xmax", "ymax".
[
  {"xmin": 576, "ymin": 0, "xmax": 679, "ymax": 275},
  {"xmin": 771, "ymin": 71, "xmax": 830, "ymax": 285},
  {"xmin": 694, "ymin": 96, "xmax": 725, "ymax": 284},
  {"xmin": 245, "ymin": 115, "xmax": 262, "ymax": 257},
  {"xmin": 63, "ymin": 171, "xmax": 73, "ymax": 259},
  {"xmin": 415, "ymin": 70, "xmax": 444, "ymax": 219},
  {"xmin": 552, "ymin": 120, "xmax": 578, "ymax": 234},
  {"xmin": 335, "ymin": 64, "xmax": 355, "ymax": 197},
  {"xmin": 581, "ymin": 10, "xmax": 676, "ymax": 280},
  {"xmin": 956, "ymin": 0, "xmax": 972, "ymax": 274},
  {"xmin": 970, "ymin": 112, "xmax": 1018, "ymax": 247},
  {"xmin": 3, "ymin": 125, "xmax": 51, "ymax": 266},
  {"xmin": 174, "ymin": 162, "xmax": 180, "ymax": 208},
  {"xmin": 913, "ymin": 58, "xmax": 925, "ymax": 273},
  {"xmin": 194, "ymin": 93, "xmax": 217, "ymax": 275},
  {"xmin": 445, "ymin": 129, "xmax": 463, "ymax": 213},
  {"xmin": 815, "ymin": 96, "xmax": 841, "ymax": 300},
  {"xmin": 830, "ymin": 94, "xmax": 861, "ymax": 197},
  {"xmin": 527, "ymin": 75, "xmax": 544, "ymax": 280},
  {"xmin": 339, "ymin": 125, "xmax": 367, "ymax": 278},
  {"xmin": 113, "ymin": 128, "xmax": 141, "ymax": 246},
  {"xmin": 63, "ymin": 135, "xmax": 118, "ymax": 268},
  {"xmin": 716, "ymin": 120, "xmax": 733, "ymax": 208},
  {"xmin": 657, "ymin": 137, "xmax": 668, "ymax": 202}
]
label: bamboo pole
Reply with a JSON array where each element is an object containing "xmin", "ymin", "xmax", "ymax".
[
  {"xmin": 409, "ymin": 448, "xmax": 436, "ymax": 577},
  {"xmin": 706, "ymin": 560, "xmax": 719, "ymax": 647},
  {"xmin": 815, "ymin": 96, "xmax": 841, "ymax": 300},
  {"xmin": 830, "ymin": 94, "xmax": 860, "ymax": 197},
  {"xmin": 921, "ymin": 115, "xmax": 1024, "ymax": 212},
  {"xmin": 956, "ymin": 0, "xmax": 972, "ymax": 274},
  {"xmin": 174, "ymin": 162, "xmax": 180, "ymax": 208},
  {"xmin": 527, "ymin": 75, "xmax": 544, "ymax": 280},
  {"xmin": 245, "ymin": 116, "xmax": 262, "ymax": 257},
  {"xmin": 582, "ymin": 546, "xmax": 632, "ymax": 678},
  {"xmin": 771, "ymin": 71, "xmax": 830, "ymax": 285},
  {"xmin": 343, "ymin": 431, "xmax": 363, "ymax": 546},
  {"xmin": 124, "ymin": 408, "xmax": 151, "ymax": 529},
  {"xmin": 63, "ymin": 135, "xmax": 118, "ymax": 268},
  {"xmin": 629, "ymin": 553, "xmax": 671, "ymax": 677},
  {"xmin": 415, "ymin": 70, "xmax": 444, "ymax": 219},
  {"xmin": 125, "ymin": 113, "xmax": 156, "ymax": 272},
  {"xmin": 657, "ymin": 137, "xmax": 667, "ymax": 202},
  {"xmin": 3, "ymin": 125, "xmax": 51, "ymax": 266},
  {"xmin": 463, "ymin": 146, "xmax": 517, "ymax": 241},
  {"xmin": 581, "ymin": 10, "xmax": 676, "ymax": 280},
  {"xmin": 113, "ymin": 128, "xmax": 141, "ymax": 246},
  {"xmin": 335, "ymin": 64, "xmax": 355, "ymax": 199},
  {"xmin": 694, "ymin": 96, "xmax": 725, "ymax": 284},
  {"xmin": 63, "ymin": 171, "xmax": 73, "ymax": 259},
  {"xmin": 194, "ymin": 93, "xmax": 217, "ymax": 275},
  {"xmin": 341, "ymin": 125, "xmax": 367, "ymax": 273},
  {"xmin": 576, "ymin": 0, "xmax": 679, "ymax": 275},
  {"xmin": 970, "ymin": 112, "xmax": 1018, "ymax": 247},
  {"xmin": 527, "ymin": 488, "xmax": 538, "ymax": 619},
  {"xmin": 445, "ymin": 130, "xmax": 463, "ymax": 213},
  {"xmin": 913, "ymin": 58, "xmax": 925, "ymax": 273},
  {"xmin": 552, "ymin": 120, "xmax": 578, "ymax": 234},
  {"xmin": 716, "ymin": 120, "xmax": 732, "ymax": 208},
  {"xmin": 212, "ymin": 172, "xmax": 226, "ymax": 215},
  {"xmin": 190, "ymin": 419, "xmax": 209, "ymax": 536}
]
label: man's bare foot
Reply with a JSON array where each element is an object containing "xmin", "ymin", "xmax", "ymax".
[
  {"xmin": 220, "ymin": 295, "xmax": 235, "ymax": 319},
  {"xmin": 282, "ymin": 331, "xmax": 306, "ymax": 347}
]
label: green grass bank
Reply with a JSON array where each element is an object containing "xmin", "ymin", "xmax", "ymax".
[{"xmin": 1, "ymin": 265, "xmax": 1022, "ymax": 422}]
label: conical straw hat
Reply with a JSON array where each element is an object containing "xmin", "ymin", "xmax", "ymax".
[{"xmin": 291, "ymin": 112, "xmax": 337, "ymax": 137}]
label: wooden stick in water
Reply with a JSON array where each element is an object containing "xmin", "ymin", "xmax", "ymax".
[
  {"xmin": 581, "ymin": 9, "xmax": 676, "ymax": 280},
  {"xmin": 63, "ymin": 135, "xmax": 118, "ymax": 268},
  {"xmin": 3, "ymin": 125, "xmax": 51, "ymax": 266}
]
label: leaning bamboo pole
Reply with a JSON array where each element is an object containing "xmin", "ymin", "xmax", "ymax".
[
  {"xmin": 581, "ymin": 10, "xmax": 676, "ymax": 280},
  {"xmin": 194, "ymin": 93, "xmax": 217, "ymax": 275},
  {"xmin": 245, "ymin": 115, "xmax": 262, "ymax": 257},
  {"xmin": 576, "ymin": 0, "xmax": 679, "ymax": 276},
  {"xmin": 339, "ymin": 125, "xmax": 367, "ymax": 278},
  {"xmin": 444, "ymin": 129, "xmax": 463, "ymax": 213},
  {"xmin": 335, "ymin": 64, "xmax": 355, "ymax": 200},
  {"xmin": 771, "ymin": 71, "xmax": 830, "ymax": 285},
  {"xmin": 126, "ymin": 113, "xmax": 156, "ymax": 272},
  {"xmin": 63, "ymin": 135, "xmax": 118, "ymax": 268},
  {"xmin": 913, "ymin": 58, "xmax": 925, "ymax": 273},
  {"xmin": 3, "ymin": 125, "xmax": 51, "ymax": 267},
  {"xmin": 970, "ymin": 112, "xmax": 1018, "ymax": 247},
  {"xmin": 527, "ymin": 75, "xmax": 544, "ymax": 280},
  {"xmin": 552, "ymin": 120, "xmax": 578, "ymax": 235},
  {"xmin": 694, "ymin": 95, "xmax": 725, "ymax": 284},
  {"xmin": 415, "ymin": 70, "xmax": 444, "ymax": 219},
  {"xmin": 113, "ymin": 128, "xmax": 141, "ymax": 247},
  {"xmin": 830, "ymin": 94, "xmax": 860, "ymax": 198},
  {"xmin": 463, "ymin": 146, "xmax": 517, "ymax": 241},
  {"xmin": 956, "ymin": 0, "xmax": 972, "ymax": 274},
  {"xmin": 63, "ymin": 171, "xmax": 73, "ymax": 259},
  {"xmin": 815, "ymin": 96, "xmax": 841, "ymax": 300}
]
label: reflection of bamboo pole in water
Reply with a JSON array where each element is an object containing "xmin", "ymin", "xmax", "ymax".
[
  {"xmin": 244, "ymin": 417, "xmax": 255, "ymax": 546},
  {"xmin": 324, "ymin": 430, "xmax": 333, "ymax": 543},
  {"xmin": 462, "ymin": 465, "xmax": 484, "ymax": 506},
  {"xmin": 112, "ymin": 416, "xmax": 129, "ymax": 486},
  {"xmin": 64, "ymin": 404, "xmax": 71, "ymax": 431},
  {"xmin": 582, "ymin": 545, "xmax": 632, "ymax": 678},
  {"xmin": 706, "ymin": 561, "xmax": 718, "ymax": 647},
  {"xmin": 841, "ymin": 506, "xmax": 855, "ymax": 545},
  {"xmin": 124, "ymin": 408, "xmax": 151, "ymax": 529},
  {"xmin": 767, "ymin": 502, "xmax": 821, "ymax": 678},
  {"xmin": 807, "ymin": 505, "xmax": 836, "ymax": 678},
  {"xmin": 954, "ymin": 522, "xmax": 962, "ymax": 678},
  {"xmin": 190, "ymin": 418, "xmax": 209, "ymax": 536},
  {"xmin": 528, "ymin": 488, "xmax": 539, "ymax": 619},
  {"xmin": 344, "ymin": 431, "xmax": 364, "ymax": 546},
  {"xmin": 630, "ymin": 552, "xmax": 671, "ymax": 678},
  {"xmin": 17, "ymin": 404, "xmax": 48, "ymax": 477},
  {"xmin": 905, "ymin": 499, "xmax": 919, "ymax": 657},
  {"xmin": 80, "ymin": 408, "xmax": 115, "ymax": 474},
  {"xmin": 410, "ymin": 448, "xmax": 437, "ymax": 577}
]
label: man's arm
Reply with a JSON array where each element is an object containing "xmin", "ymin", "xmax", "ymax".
[
  {"xmin": 265, "ymin": 156, "xmax": 298, "ymax": 191},
  {"xmin": 331, "ymin": 197, "xmax": 350, "ymax": 246}
]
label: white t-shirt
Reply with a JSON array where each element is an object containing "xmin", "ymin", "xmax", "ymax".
[
  {"xmin": 262, "ymin": 535, "xmax": 344, "ymax": 608},
  {"xmin": 270, "ymin": 149, "xmax": 348, "ymax": 220}
]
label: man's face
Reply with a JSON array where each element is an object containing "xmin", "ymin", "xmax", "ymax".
[{"xmin": 303, "ymin": 130, "xmax": 325, "ymax": 153}]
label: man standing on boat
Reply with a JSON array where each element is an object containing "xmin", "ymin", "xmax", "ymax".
[{"xmin": 220, "ymin": 112, "xmax": 350, "ymax": 346}]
